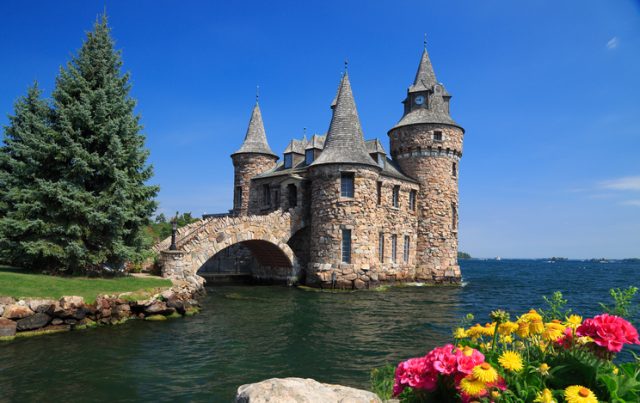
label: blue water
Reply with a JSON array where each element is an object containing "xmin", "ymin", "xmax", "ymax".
[{"xmin": 0, "ymin": 259, "xmax": 638, "ymax": 402}]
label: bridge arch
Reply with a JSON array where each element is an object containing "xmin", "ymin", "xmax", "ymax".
[{"xmin": 159, "ymin": 211, "xmax": 304, "ymax": 284}]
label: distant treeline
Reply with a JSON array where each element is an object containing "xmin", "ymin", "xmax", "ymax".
[{"xmin": 457, "ymin": 252, "xmax": 472, "ymax": 259}]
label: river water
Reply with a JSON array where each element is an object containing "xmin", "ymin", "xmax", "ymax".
[{"xmin": 1, "ymin": 259, "xmax": 639, "ymax": 402}]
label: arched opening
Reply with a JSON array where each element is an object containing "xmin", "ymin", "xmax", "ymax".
[{"xmin": 197, "ymin": 239, "xmax": 296, "ymax": 284}]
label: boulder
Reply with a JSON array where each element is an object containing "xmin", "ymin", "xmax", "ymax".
[
  {"xmin": 2, "ymin": 304, "xmax": 34, "ymax": 320},
  {"xmin": 0, "ymin": 296, "xmax": 16, "ymax": 306},
  {"xmin": 144, "ymin": 300, "xmax": 170, "ymax": 315},
  {"xmin": 235, "ymin": 378, "xmax": 382, "ymax": 403},
  {"xmin": 51, "ymin": 318, "xmax": 64, "ymax": 326},
  {"xmin": 166, "ymin": 298, "xmax": 185, "ymax": 314},
  {"xmin": 16, "ymin": 313, "xmax": 51, "ymax": 331},
  {"xmin": 0, "ymin": 317, "xmax": 17, "ymax": 337},
  {"xmin": 26, "ymin": 299, "xmax": 56, "ymax": 313},
  {"xmin": 59, "ymin": 296, "xmax": 84, "ymax": 310}
]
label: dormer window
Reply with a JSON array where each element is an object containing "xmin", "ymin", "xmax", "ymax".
[
  {"xmin": 377, "ymin": 155, "xmax": 385, "ymax": 169},
  {"xmin": 284, "ymin": 153, "xmax": 293, "ymax": 169},
  {"xmin": 305, "ymin": 149, "xmax": 314, "ymax": 165}
]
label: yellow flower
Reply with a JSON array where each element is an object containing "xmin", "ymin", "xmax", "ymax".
[
  {"xmin": 565, "ymin": 314, "xmax": 582, "ymax": 329},
  {"xmin": 472, "ymin": 362, "xmax": 498, "ymax": 383},
  {"xmin": 517, "ymin": 321, "xmax": 530, "ymax": 338},
  {"xmin": 543, "ymin": 322, "xmax": 566, "ymax": 341},
  {"xmin": 466, "ymin": 324, "xmax": 485, "ymax": 339},
  {"xmin": 577, "ymin": 336, "xmax": 593, "ymax": 345},
  {"xmin": 462, "ymin": 346, "xmax": 475, "ymax": 357},
  {"xmin": 454, "ymin": 327, "xmax": 467, "ymax": 338},
  {"xmin": 459, "ymin": 376, "xmax": 486, "ymax": 396},
  {"xmin": 539, "ymin": 363, "xmax": 551, "ymax": 376},
  {"xmin": 564, "ymin": 385, "xmax": 597, "ymax": 403},
  {"xmin": 498, "ymin": 321, "xmax": 518, "ymax": 336},
  {"xmin": 480, "ymin": 322, "xmax": 496, "ymax": 337},
  {"xmin": 530, "ymin": 319, "xmax": 545, "ymax": 335},
  {"xmin": 613, "ymin": 366, "xmax": 619, "ymax": 375},
  {"xmin": 491, "ymin": 390, "xmax": 501, "ymax": 399},
  {"xmin": 498, "ymin": 351, "xmax": 523, "ymax": 372},
  {"xmin": 534, "ymin": 388, "xmax": 557, "ymax": 403},
  {"xmin": 499, "ymin": 334, "xmax": 513, "ymax": 344}
]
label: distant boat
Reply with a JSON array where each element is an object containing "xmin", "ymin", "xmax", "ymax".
[{"xmin": 495, "ymin": 256, "xmax": 501, "ymax": 261}]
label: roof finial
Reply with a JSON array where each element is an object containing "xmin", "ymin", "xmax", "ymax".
[
  {"xmin": 256, "ymin": 85, "xmax": 259, "ymax": 103},
  {"xmin": 424, "ymin": 33, "xmax": 427, "ymax": 50}
]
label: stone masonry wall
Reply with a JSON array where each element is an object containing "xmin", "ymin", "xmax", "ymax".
[
  {"xmin": 232, "ymin": 154, "xmax": 277, "ymax": 216},
  {"xmin": 389, "ymin": 123, "xmax": 463, "ymax": 282},
  {"xmin": 307, "ymin": 164, "xmax": 419, "ymax": 289}
]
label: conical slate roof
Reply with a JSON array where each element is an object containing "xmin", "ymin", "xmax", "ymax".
[
  {"xmin": 311, "ymin": 72, "xmax": 377, "ymax": 168},
  {"xmin": 232, "ymin": 102, "xmax": 277, "ymax": 157},
  {"xmin": 409, "ymin": 48, "xmax": 437, "ymax": 93}
]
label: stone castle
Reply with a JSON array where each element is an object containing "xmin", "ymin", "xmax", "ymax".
[{"xmin": 224, "ymin": 45, "xmax": 464, "ymax": 287}]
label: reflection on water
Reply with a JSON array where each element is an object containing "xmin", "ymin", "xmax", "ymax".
[{"xmin": 0, "ymin": 260, "xmax": 638, "ymax": 402}]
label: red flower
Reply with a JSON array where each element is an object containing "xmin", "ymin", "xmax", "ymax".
[
  {"xmin": 393, "ymin": 356, "xmax": 438, "ymax": 396},
  {"xmin": 576, "ymin": 313, "xmax": 640, "ymax": 353},
  {"xmin": 427, "ymin": 344, "xmax": 458, "ymax": 375}
]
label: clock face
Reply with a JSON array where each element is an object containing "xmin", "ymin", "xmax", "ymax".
[{"xmin": 414, "ymin": 95, "xmax": 425, "ymax": 105}]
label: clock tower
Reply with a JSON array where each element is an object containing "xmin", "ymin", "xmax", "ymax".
[{"xmin": 388, "ymin": 43, "xmax": 464, "ymax": 283}]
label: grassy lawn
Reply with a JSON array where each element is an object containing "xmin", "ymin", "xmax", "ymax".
[{"xmin": 0, "ymin": 266, "xmax": 172, "ymax": 303}]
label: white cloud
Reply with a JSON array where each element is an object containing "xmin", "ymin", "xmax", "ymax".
[
  {"xmin": 600, "ymin": 176, "xmax": 640, "ymax": 191},
  {"xmin": 606, "ymin": 37, "xmax": 619, "ymax": 50},
  {"xmin": 621, "ymin": 200, "xmax": 640, "ymax": 207}
]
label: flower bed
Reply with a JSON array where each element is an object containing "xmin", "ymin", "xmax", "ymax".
[{"xmin": 375, "ymin": 296, "xmax": 640, "ymax": 402}]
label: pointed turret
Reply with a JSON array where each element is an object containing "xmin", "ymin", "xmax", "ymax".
[
  {"xmin": 409, "ymin": 47, "xmax": 438, "ymax": 93},
  {"xmin": 311, "ymin": 72, "xmax": 377, "ymax": 167},
  {"xmin": 232, "ymin": 102, "xmax": 277, "ymax": 157}
]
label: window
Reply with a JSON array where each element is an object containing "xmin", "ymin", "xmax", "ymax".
[
  {"xmin": 452, "ymin": 203, "xmax": 457, "ymax": 231},
  {"xmin": 234, "ymin": 186, "xmax": 242, "ymax": 209},
  {"xmin": 433, "ymin": 131, "xmax": 443, "ymax": 142},
  {"xmin": 377, "ymin": 182, "xmax": 382, "ymax": 205},
  {"xmin": 392, "ymin": 185, "xmax": 400, "ymax": 208},
  {"xmin": 452, "ymin": 162, "xmax": 457, "ymax": 177},
  {"xmin": 262, "ymin": 184, "xmax": 270, "ymax": 206},
  {"xmin": 377, "ymin": 154, "xmax": 385, "ymax": 169},
  {"xmin": 391, "ymin": 234, "xmax": 397, "ymax": 263},
  {"xmin": 409, "ymin": 190, "xmax": 416, "ymax": 211},
  {"xmin": 287, "ymin": 184, "xmax": 297, "ymax": 208},
  {"xmin": 341, "ymin": 229, "xmax": 352, "ymax": 263},
  {"xmin": 284, "ymin": 153, "xmax": 293, "ymax": 169},
  {"xmin": 274, "ymin": 189, "xmax": 280, "ymax": 207},
  {"xmin": 341, "ymin": 172, "xmax": 354, "ymax": 198},
  {"xmin": 305, "ymin": 149, "xmax": 314, "ymax": 165},
  {"xmin": 378, "ymin": 233, "xmax": 384, "ymax": 263},
  {"xmin": 403, "ymin": 235, "xmax": 410, "ymax": 263}
]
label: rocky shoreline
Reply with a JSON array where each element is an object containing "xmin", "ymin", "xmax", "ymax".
[{"xmin": 0, "ymin": 277, "xmax": 205, "ymax": 341}]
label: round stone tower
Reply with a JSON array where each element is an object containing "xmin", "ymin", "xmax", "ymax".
[
  {"xmin": 307, "ymin": 72, "xmax": 381, "ymax": 288},
  {"xmin": 388, "ymin": 46, "xmax": 464, "ymax": 282},
  {"xmin": 231, "ymin": 101, "xmax": 278, "ymax": 216}
]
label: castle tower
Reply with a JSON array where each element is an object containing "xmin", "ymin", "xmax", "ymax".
[
  {"xmin": 231, "ymin": 100, "xmax": 278, "ymax": 216},
  {"xmin": 307, "ymin": 71, "xmax": 382, "ymax": 287},
  {"xmin": 387, "ymin": 44, "xmax": 464, "ymax": 282}
]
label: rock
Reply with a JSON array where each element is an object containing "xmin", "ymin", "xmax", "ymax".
[
  {"xmin": 144, "ymin": 314, "xmax": 167, "ymax": 321},
  {"xmin": 51, "ymin": 318, "xmax": 64, "ymax": 325},
  {"xmin": 235, "ymin": 378, "xmax": 382, "ymax": 403},
  {"xmin": 0, "ymin": 317, "xmax": 17, "ymax": 337},
  {"xmin": 26, "ymin": 299, "xmax": 56, "ymax": 313},
  {"xmin": 2, "ymin": 304, "xmax": 34, "ymax": 320},
  {"xmin": 166, "ymin": 298, "xmax": 185, "ymax": 314},
  {"xmin": 144, "ymin": 300, "xmax": 170, "ymax": 315},
  {"xmin": 160, "ymin": 290, "xmax": 175, "ymax": 300},
  {"xmin": 59, "ymin": 296, "xmax": 84, "ymax": 310},
  {"xmin": 354, "ymin": 279, "xmax": 366, "ymax": 289},
  {"xmin": 64, "ymin": 318, "xmax": 78, "ymax": 325},
  {"xmin": 0, "ymin": 306, "xmax": 3, "ymax": 317},
  {"xmin": 113, "ymin": 304, "xmax": 131, "ymax": 319},
  {"xmin": 0, "ymin": 296, "xmax": 16, "ymax": 306},
  {"xmin": 16, "ymin": 313, "xmax": 51, "ymax": 331}
]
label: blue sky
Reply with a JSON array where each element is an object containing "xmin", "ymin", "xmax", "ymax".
[{"xmin": 1, "ymin": 1, "xmax": 639, "ymax": 259}]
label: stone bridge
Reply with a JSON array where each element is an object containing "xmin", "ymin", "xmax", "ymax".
[{"xmin": 158, "ymin": 211, "xmax": 307, "ymax": 284}]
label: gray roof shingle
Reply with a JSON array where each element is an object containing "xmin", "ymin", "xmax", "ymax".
[
  {"xmin": 232, "ymin": 102, "xmax": 277, "ymax": 157},
  {"xmin": 310, "ymin": 72, "xmax": 378, "ymax": 168},
  {"xmin": 409, "ymin": 48, "xmax": 437, "ymax": 93}
]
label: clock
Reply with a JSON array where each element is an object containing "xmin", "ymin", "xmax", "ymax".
[{"xmin": 414, "ymin": 95, "xmax": 425, "ymax": 105}]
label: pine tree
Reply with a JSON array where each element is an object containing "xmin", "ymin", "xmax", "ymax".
[
  {"xmin": 0, "ymin": 83, "xmax": 64, "ymax": 270},
  {"xmin": 46, "ymin": 14, "xmax": 159, "ymax": 272}
]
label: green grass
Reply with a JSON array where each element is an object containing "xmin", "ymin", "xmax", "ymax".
[{"xmin": 0, "ymin": 266, "xmax": 172, "ymax": 303}]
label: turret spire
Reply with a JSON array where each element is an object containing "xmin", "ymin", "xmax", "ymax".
[
  {"xmin": 232, "ymin": 100, "xmax": 277, "ymax": 157},
  {"xmin": 311, "ymin": 71, "xmax": 377, "ymax": 167},
  {"xmin": 409, "ymin": 45, "xmax": 438, "ymax": 92}
]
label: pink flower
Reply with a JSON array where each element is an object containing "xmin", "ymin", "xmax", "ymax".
[
  {"xmin": 576, "ymin": 314, "xmax": 640, "ymax": 353},
  {"xmin": 556, "ymin": 327, "xmax": 574, "ymax": 349},
  {"xmin": 455, "ymin": 347, "xmax": 485, "ymax": 375},
  {"xmin": 393, "ymin": 356, "xmax": 438, "ymax": 396},
  {"xmin": 426, "ymin": 344, "xmax": 458, "ymax": 375}
]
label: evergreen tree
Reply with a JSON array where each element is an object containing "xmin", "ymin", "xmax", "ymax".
[
  {"xmin": 47, "ymin": 14, "xmax": 158, "ymax": 272},
  {"xmin": 0, "ymin": 83, "xmax": 63, "ymax": 269}
]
